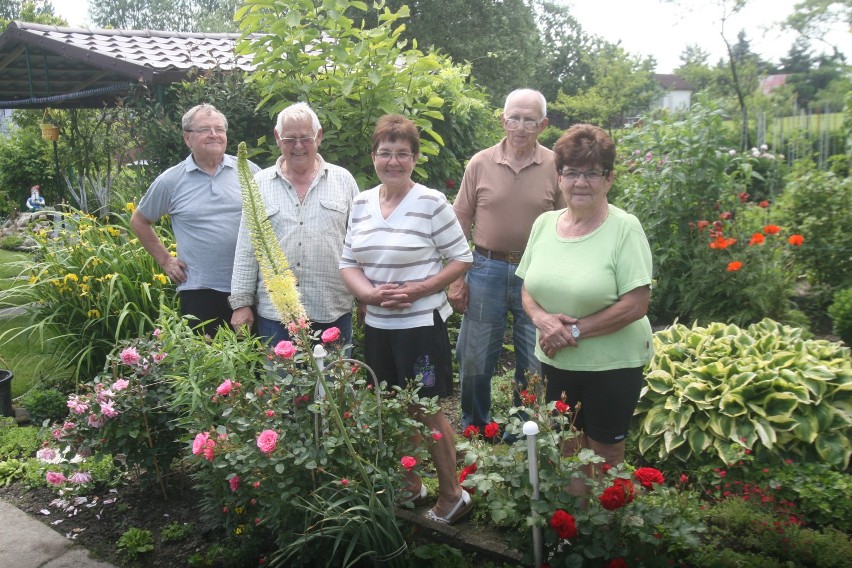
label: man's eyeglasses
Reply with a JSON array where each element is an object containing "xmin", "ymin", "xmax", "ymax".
[
  {"xmin": 559, "ymin": 169, "xmax": 610, "ymax": 182},
  {"xmin": 186, "ymin": 126, "xmax": 227, "ymax": 135},
  {"xmin": 280, "ymin": 136, "xmax": 317, "ymax": 147},
  {"xmin": 374, "ymin": 151, "xmax": 415, "ymax": 162},
  {"xmin": 504, "ymin": 117, "xmax": 543, "ymax": 132}
]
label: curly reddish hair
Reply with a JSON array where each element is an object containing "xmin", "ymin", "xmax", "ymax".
[{"xmin": 552, "ymin": 123, "xmax": 615, "ymax": 173}]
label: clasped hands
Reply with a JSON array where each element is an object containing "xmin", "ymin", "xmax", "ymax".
[
  {"xmin": 368, "ymin": 282, "xmax": 419, "ymax": 309},
  {"xmin": 537, "ymin": 312, "xmax": 578, "ymax": 358}
]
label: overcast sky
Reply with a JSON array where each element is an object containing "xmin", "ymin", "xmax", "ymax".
[{"xmin": 53, "ymin": 0, "xmax": 850, "ymax": 73}]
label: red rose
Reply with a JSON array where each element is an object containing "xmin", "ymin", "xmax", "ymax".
[
  {"xmin": 484, "ymin": 421, "xmax": 500, "ymax": 439},
  {"xmin": 463, "ymin": 425, "xmax": 480, "ymax": 439},
  {"xmin": 613, "ymin": 477, "xmax": 635, "ymax": 503},
  {"xmin": 555, "ymin": 400, "xmax": 570, "ymax": 413},
  {"xmin": 600, "ymin": 485, "xmax": 626, "ymax": 510},
  {"xmin": 400, "ymin": 456, "xmax": 417, "ymax": 471},
  {"xmin": 520, "ymin": 390, "xmax": 536, "ymax": 405},
  {"xmin": 549, "ymin": 509, "xmax": 578, "ymax": 540},
  {"xmin": 604, "ymin": 558, "xmax": 629, "ymax": 568},
  {"xmin": 634, "ymin": 467, "xmax": 665, "ymax": 490},
  {"xmin": 445, "ymin": 178, "xmax": 457, "ymax": 189},
  {"xmin": 459, "ymin": 462, "xmax": 478, "ymax": 494}
]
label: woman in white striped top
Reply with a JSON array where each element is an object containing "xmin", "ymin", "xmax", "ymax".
[{"xmin": 340, "ymin": 114, "xmax": 474, "ymax": 525}]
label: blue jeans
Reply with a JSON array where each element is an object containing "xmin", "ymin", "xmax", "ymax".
[
  {"xmin": 458, "ymin": 251, "xmax": 540, "ymax": 428},
  {"xmin": 258, "ymin": 312, "xmax": 353, "ymax": 354}
]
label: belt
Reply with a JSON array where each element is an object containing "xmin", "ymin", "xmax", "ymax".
[{"xmin": 474, "ymin": 245, "xmax": 524, "ymax": 264}]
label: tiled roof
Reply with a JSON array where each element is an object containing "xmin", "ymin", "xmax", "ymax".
[{"xmin": 0, "ymin": 21, "xmax": 255, "ymax": 108}]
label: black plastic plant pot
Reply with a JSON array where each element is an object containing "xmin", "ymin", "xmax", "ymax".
[{"xmin": 0, "ymin": 370, "xmax": 13, "ymax": 418}]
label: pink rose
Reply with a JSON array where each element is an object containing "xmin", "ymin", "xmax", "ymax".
[
  {"xmin": 112, "ymin": 378, "xmax": 129, "ymax": 391},
  {"xmin": 274, "ymin": 341, "xmax": 297, "ymax": 359},
  {"xmin": 257, "ymin": 430, "xmax": 278, "ymax": 454},
  {"xmin": 153, "ymin": 352, "xmax": 167, "ymax": 363},
  {"xmin": 321, "ymin": 327, "xmax": 340, "ymax": 343},
  {"xmin": 99, "ymin": 400, "xmax": 118, "ymax": 418},
  {"xmin": 400, "ymin": 456, "xmax": 417, "ymax": 471},
  {"xmin": 216, "ymin": 379, "xmax": 234, "ymax": 396},
  {"xmin": 229, "ymin": 475, "xmax": 240, "ymax": 492},
  {"xmin": 192, "ymin": 432, "xmax": 211, "ymax": 455},
  {"xmin": 341, "ymin": 479, "xmax": 349, "ymax": 486},
  {"xmin": 431, "ymin": 430, "xmax": 444, "ymax": 441},
  {"xmin": 70, "ymin": 471, "xmax": 92, "ymax": 485},
  {"xmin": 45, "ymin": 471, "xmax": 66, "ymax": 486},
  {"xmin": 152, "ymin": 328, "xmax": 162, "ymax": 337},
  {"xmin": 266, "ymin": 410, "xmax": 275, "ymax": 418},
  {"xmin": 119, "ymin": 347, "xmax": 141, "ymax": 365}
]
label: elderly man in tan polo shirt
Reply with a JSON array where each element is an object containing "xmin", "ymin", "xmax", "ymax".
[{"xmin": 449, "ymin": 88, "xmax": 564, "ymax": 434}]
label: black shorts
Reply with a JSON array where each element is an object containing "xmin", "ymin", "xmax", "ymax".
[
  {"xmin": 543, "ymin": 364, "xmax": 644, "ymax": 444},
  {"xmin": 178, "ymin": 289, "xmax": 233, "ymax": 337},
  {"xmin": 363, "ymin": 310, "xmax": 454, "ymax": 399}
]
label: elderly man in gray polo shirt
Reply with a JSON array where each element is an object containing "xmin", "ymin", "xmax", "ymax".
[
  {"xmin": 229, "ymin": 102, "xmax": 359, "ymax": 346},
  {"xmin": 131, "ymin": 103, "xmax": 261, "ymax": 336}
]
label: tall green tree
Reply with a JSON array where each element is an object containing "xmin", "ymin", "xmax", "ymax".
[
  {"xmin": 358, "ymin": 0, "xmax": 545, "ymax": 104},
  {"xmin": 531, "ymin": 0, "xmax": 600, "ymax": 102},
  {"xmin": 551, "ymin": 43, "xmax": 658, "ymax": 131},
  {"xmin": 237, "ymin": 0, "xmax": 492, "ymax": 188},
  {"xmin": 89, "ymin": 0, "xmax": 239, "ymax": 32},
  {"xmin": 784, "ymin": 0, "xmax": 852, "ymax": 59},
  {"xmin": 1, "ymin": 0, "xmax": 63, "ymax": 27}
]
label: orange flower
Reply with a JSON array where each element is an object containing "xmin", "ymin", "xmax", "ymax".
[
  {"xmin": 748, "ymin": 233, "xmax": 765, "ymax": 246},
  {"xmin": 763, "ymin": 224, "xmax": 781, "ymax": 235},
  {"xmin": 727, "ymin": 261, "xmax": 743, "ymax": 272},
  {"xmin": 697, "ymin": 220, "xmax": 710, "ymax": 230},
  {"xmin": 788, "ymin": 234, "xmax": 804, "ymax": 246},
  {"xmin": 709, "ymin": 236, "xmax": 737, "ymax": 249}
]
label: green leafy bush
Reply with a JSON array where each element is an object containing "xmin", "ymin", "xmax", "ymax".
[
  {"xmin": 461, "ymin": 379, "xmax": 705, "ymax": 567},
  {"xmin": 0, "ymin": 235, "xmax": 25, "ymax": 250},
  {"xmin": 776, "ymin": 161, "xmax": 852, "ymax": 292},
  {"xmin": 689, "ymin": 498, "xmax": 852, "ymax": 568},
  {"xmin": 160, "ymin": 521, "xmax": 194, "ymax": 543},
  {"xmin": 181, "ymin": 324, "xmax": 430, "ymax": 567},
  {"xmin": 19, "ymin": 388, "xmax": 68, "ymax": 425},
  {"xmin": 0, "ymin": 208, "xmax": 178, "ymax": 380},
  {"xmin": 634, "ymin": 319, "xmax": 851, "ymax": 469},
  {"xmin": 828, "ymin": 287, "xmax": 852, "ymax": 345},
  {"xmin": 0, "ymin": 418, "xmax": 40, "ymax": 460},
  {"xmin": 617, "ymin": 100, "xmax": 795, "ymax": 326},
  {"xmin": 116, "ymin": 527, "xmax": 155, "ymax": 560},
  {"xmin": 0, "ymin": 457, "xmax": 28, "ymax": 487},
  {"xmin": 0, "ymin": 125, "xmax": 56, "ymax": 211}
]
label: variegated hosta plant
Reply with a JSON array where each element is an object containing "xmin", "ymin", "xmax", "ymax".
[{"xmin": 634, "ymin": 319, "xmax": 851, "ymax": 469}]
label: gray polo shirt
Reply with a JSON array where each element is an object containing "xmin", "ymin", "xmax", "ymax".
[{"xmin": 137, "ymin": 153, "xmax": 261, "ymax": 293}]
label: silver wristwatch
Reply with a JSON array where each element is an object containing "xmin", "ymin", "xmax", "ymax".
[{"xmin": 571, "ymin": 323, "xmax": 581, "ymax": 340}]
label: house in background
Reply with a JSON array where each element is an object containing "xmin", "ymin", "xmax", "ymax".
[
  {"xmin": 652, "ymin": 74, "xmax": 694, "ymax": 112},
  {"xmin": 760, "ymin": 74, "xmax": 790, "ymax": 95}
]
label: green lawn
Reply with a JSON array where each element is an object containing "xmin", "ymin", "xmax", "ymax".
[{"xmin": 0, "ymin": 249, "xmax": 72, "ymax": 399}]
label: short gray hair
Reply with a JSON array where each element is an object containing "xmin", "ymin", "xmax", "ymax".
[
  {"xmin": 182, "ymin": 104, "xmax": 228, "ymax": 131},
  {"xmin": 275, "ymin": 102, "xmax": 321, "ymax": 135},
  {"xmin": 503, "ymin": 89, "xmax": 547, "ymax": 118}
]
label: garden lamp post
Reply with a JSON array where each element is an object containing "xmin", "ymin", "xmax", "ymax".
[
  {"xmin": 312, "ymin": 343, "xmax": 328, "ymax": 449},
  {"xmin": 524, "ymin": 420, "xmax": 543, "ymax": 568}
]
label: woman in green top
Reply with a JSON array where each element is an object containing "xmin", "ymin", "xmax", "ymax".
[{"xmin": 516, "ymin": 124, "xmax": 653, "ymax": 494}]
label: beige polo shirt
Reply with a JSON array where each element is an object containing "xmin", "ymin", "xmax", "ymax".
[{"xmin": 453, "ymin": 139, "xmax": 563, "ymax": 253}]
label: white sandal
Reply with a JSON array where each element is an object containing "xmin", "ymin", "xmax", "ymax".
[{"xmin": 425, "ymin": 489, "xmax": 473, "ymax": 525}]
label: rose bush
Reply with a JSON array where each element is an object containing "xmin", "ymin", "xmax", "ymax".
[{"xmin": 459, "ymin": 375, "xmax": 704, "ymax": 567}]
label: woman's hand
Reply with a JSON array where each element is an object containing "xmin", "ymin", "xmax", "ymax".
[
  {"xmin": 521, "ymin": 285, "xmax": 577, "ymax": 358},
  {"xmin": 374, "ymin": 283, "xmax": 414, "ymax": 309},
  {"xmin": 536, "ymin": 312, "xmax": 577, "ymax": 358}
]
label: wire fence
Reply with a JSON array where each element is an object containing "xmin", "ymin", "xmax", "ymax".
[{"xmin": 756, "ymin": 106, "xmax": 846, "ymax": 170}]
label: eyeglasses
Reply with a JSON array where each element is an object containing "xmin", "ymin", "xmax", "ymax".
[
  {"xmin": 280, "ymin": 136, "xmax": 317, "ymax": 147},
  {"xmin": 504, "ymin": 117, "xmax": 543, "ymax": 132},
  {"xmin": 186, "ymin": 126, "xmax": 227, "ymax": 135},
  {"xmin": 559, "ymin": 169, "xmax": 610, "ymax": 182},
  {"xmin": 374, "ymin": 151, "xmax": 415, "ymax": 162}
]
